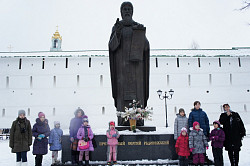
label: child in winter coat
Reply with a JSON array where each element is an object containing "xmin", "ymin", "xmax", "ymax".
[
  {"xmin": 10, "ymin": 110, "xmax": 32, "ymax": 166},
  {"xmin": 32, "ymin": 112, "xmax": 50, "ymax": 166},
  {"xmin": 189, "ymin": 121, "xmax": 209, "ymax": 166},
  {"xmin": 174, "ymin": 108, "xmax": 188, "ymax": 140},
  {"xmin": 77, "ymin": 115, "xmax": 94, "ymax": 166},
  {"xmin": 175, "ymin": 127, "xmax": 190, "ymax": 166},
  {"xmin": 209, "ymin": 121, "xmax": 225, "ymax": 166},
  {"xmin": 49, "ymin": 121, "xmax": 63, "ymax": 165},
  {"xmin": 106, "ymin": 121, "xmax": 120, "ymax": 165}
]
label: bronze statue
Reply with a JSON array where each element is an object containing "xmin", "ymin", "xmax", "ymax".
[{"xmin": 109, "ymin": 2, "xmax": 150, "ymax": 126}]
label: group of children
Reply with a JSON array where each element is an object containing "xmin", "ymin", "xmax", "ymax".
[
  {"xmin": 9, "ymin": 109, "xmax": 120, "ymax": 166},
  {"xmin": 53, "ymin": 115, "xmax": 120, "ymax": 166},
  {"xmin": 68, "ymin": 109, "xmax": 120, "ymax": 166},
  {"xmin": 175, "ymin": 108, "xmax": 225, "ymax": 166}
]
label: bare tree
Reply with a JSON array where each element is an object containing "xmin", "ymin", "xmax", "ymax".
[
  {"xmin": 190, "ymin": 40, "xmax": 200, "ymax": 49},
  {"xmin": 239, "ymin": 1, "xmax": 250, "ymax": 10}
]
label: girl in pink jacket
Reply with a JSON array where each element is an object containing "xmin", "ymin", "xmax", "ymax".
[
  {"xmin": 106, "ymin": 121, "xmax": 120, "ymax": 165},
  {"xmin": 77, "ymin": 115, "xmax": 94, "ymax": 166}
]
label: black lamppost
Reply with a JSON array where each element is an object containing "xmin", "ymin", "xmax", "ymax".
[{"xmin": 157, "ymin": 89, "xmax": 174, "ymax": 127}]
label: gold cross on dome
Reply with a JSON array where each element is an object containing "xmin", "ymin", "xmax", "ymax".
[{"xmin": 7, "ymin": 44, "xmax": 13, "ymax": 52}]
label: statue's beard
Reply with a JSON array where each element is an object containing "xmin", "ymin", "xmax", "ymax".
[{"xmin": 122, "ymin": 13, "xmax": 133, "ymax": 21}]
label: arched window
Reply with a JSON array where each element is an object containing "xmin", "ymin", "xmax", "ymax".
[{"xmin": 53, "ymin": 40, "xmax": 58, "ymax": 48}]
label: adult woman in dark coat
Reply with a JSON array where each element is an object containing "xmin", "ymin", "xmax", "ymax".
[
  {"xmin": 219, "ymin": 104, "xmax": 246, "ymax": 166},
  {"xmin": 9, "ymin": 110, "xmax": 32, "ymax": 166},
  {"xmin": 32, "ymin": 112, "xmax": 50, "ymax": 166},
  {"xmin": 69, "ymin": 108, "xmax": 85, "ymax": 164}
]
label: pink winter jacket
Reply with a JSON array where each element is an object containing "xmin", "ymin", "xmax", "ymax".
[{"xmin": 106, "ymin": 128, "xmax": 120, "ymax": 146}]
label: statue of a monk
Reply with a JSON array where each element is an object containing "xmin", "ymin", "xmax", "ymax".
[{"xmin": 109, "ymin": 2, "xmax": 150, "ymax": 126}]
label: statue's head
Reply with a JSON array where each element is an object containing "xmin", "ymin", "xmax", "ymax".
[{"xmin": 120, "ymin": 2, "xmax": 133, "ymax": 21}]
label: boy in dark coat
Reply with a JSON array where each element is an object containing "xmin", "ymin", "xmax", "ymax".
[
  {"xmin": 175, "ymin": 127, "xmax": 190, "ymax": 166},
  {"xmin": 32, "ymin": 112, "xmax": 50, "ymax": 166},
  {"xmin": 210, "ymin": 121, "xmax": 225, "ymax": 166},
  {"xmin": 188, "ymin": 101, "xmax": 210, "ymax": 137},
  {"xmin": 9, "ymin": 110, "xmax": 32, "ymax": 166},
  {"xmin": 219, "ymin": 104, "xmax": 246, "ymax": 166}
]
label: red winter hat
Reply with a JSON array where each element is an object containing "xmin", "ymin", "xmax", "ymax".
[
  {"xmin": 109, "ymin": 121, "xmax": 115, "ymax": 126},
  {"xmin": 193, "ymin": 121, "xmax": 200, "ymax": 129}
]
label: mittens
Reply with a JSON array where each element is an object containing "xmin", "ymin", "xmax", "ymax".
[
  {"xmin": 206, "ymin": 146, "xmax": 209, "ymax": 150},
  {"xmin": 112, "ymin": 134, "xmax": 117, "ymax": 138}
]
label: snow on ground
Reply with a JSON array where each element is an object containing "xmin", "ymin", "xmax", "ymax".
[{"xmin": 0, "ymin": 125, "xmax": 249, "ymax": 165}]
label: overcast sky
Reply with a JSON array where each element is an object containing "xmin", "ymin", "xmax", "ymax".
[{"xmin": 0, "ymin": 0, "xmax": 250, "ymax": 52}]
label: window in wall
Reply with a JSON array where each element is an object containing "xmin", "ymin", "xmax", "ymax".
[
  {"xmin": 238, "ymin": 57, "xmax": 241, "ymax": 67},
  {"xmin": 30, "ymin": 76, "xmax": 33, "ymax": 88},
  {"xmin": 244, "ymin": 104, "xmax": 247, "ymax": 112},
  {"xmin": 102, "ymin": 107, "xmax": 105, "ymax": 115},
  {"xmin": 6, "ymin": 76, "xmax": 9, "ymax": 88},
  {"xmin": 66, "ymin": 58, "xmax": 68, "ymax": 68},
  {"xmin": 53, "ymin": 76, "xmax": 56, "ymax": 87},
  {"xmin": 230, "ymin": 73, "xmax": 232, "ymax": 85},
  {"xmin": 42, "ymin": 58, "xmax": 45, "ymax": 69},
  {"xmin": 100, "ymin": 75, "xmax": 103, "ymax": 86},
  {"xmin": 89, "ymin": 57, "xmax": 91, "ymax": 67},
  {"xmin": 77, "ymin": 75, "xmax": 80, "ymax": 87},
  {"xmin": 19, "ymin": 58, "xmax": 22, "ymax": 69},
  {"xmin": 209, "ymin": 74, "xmax": 212, "ymax": 85},
  {"xmin": 2, "ymin": 109, "xmax": 5, "ymax": 117},
  {"xmin": 53, "ymin": 108, "xmax": 56, "ymax": 116},
  {"xmin": 198, "ymin": 58, "xmax": 201, "ymax": 67},
  {"xmin": 188, "ymin": 74, "xmax": 191, "ymax": 86},
  {"xmin": 166, "ymin": 75, "xmax": 170, "ymax": 86}
]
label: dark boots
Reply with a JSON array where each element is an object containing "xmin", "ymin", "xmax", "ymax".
[
  {"xmin": 85, "ymin": 160, "xmax": 89, "ymax": 166},
  {"xmin": 35, "ymin": 155, "xmax": 43, "ymax": 166}
]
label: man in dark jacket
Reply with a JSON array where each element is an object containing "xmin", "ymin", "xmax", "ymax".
[
  {"xmin": 9, "ymin": 110, "xmax": 32, "ymax": 166},
  {"xmin": 219, "ymin": 104, "xmax": 246, "ymax": 166},
  {"xmin": 188, "ymin": 101, "xmax": 210, "ymax": 137}
]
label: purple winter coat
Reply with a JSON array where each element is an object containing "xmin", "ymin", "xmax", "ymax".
[
  {"xmin": 32, "ymin": 118, "xmax": 50, "ymax": 155},
  {"xmin": 209, "ymin": 128, "xmax": 225, "ymax": 148},
  {"xmin": 69, "ymin": 117, "xmax": 83, "ymax": 139},
  {"xmin": 77, "ymin": 125, "xmax": 94, "ymax": 152}
]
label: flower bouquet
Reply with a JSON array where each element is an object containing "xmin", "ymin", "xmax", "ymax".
[{"xmin": 117, "ymin": 100, "xmax": 153, "ymax": 132}]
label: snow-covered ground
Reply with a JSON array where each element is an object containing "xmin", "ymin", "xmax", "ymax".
[{"xmin": 1, "ymin": 125, "xmax": 249, "ymax": 166}]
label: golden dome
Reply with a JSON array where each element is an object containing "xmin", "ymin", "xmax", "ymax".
[{"xmin": 52, "ymin": 30, "xmax": 62, "ymax": 40}]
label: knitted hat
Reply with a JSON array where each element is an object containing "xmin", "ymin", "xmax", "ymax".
[
  {"xmin": 213, "ymin": 120, "xmax": 221, "ymax": 127},
  {"xmin": 18, "ymin": 110, "xmax": 26, "ymax": 116},
  {"xmin": 193, "ymin": 121, "xmax": 200, "ymax": 129},
  {"xmin": 82, "ymin": 115, "xmax": 88, "ymax": 123},
  {"xmin": 38, "ymin": 112, "xmax": 45, "ymax": 118},
  {"xmin": 181, "ymin": 127, "xmax": 187, "ymax": 133},
  {"xmin": 54, "ymin": 121, "xmax": 60, "ymax": 126},
  {"xmin": 109, "ymin": 121, "xmax": 115, "ymax": 126}
]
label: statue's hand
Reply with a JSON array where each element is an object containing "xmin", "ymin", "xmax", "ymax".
[{"xmin": 132, "ymin": 24, "xmax": 145, "ymax": 30}]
